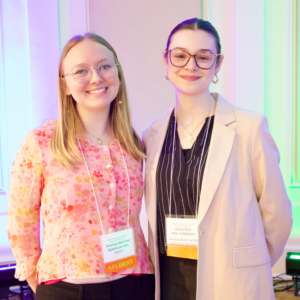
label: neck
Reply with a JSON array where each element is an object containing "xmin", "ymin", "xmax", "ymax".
[
  {"xmin": 77, "ymin": 105, "xmax": 111, "ymax": 138},
  {"xmin": 175, "ymin": 90, "xmax": 215, "ymax": 123}
]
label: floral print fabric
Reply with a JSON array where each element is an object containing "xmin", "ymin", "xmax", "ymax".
[{"xmin": 7, "ymin": 121, "xmax": 153, "ymax": 283}]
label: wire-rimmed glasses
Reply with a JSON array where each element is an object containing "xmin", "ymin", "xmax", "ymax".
[
  {"xmin": 61, "ymin": 60, "xmax": 119, "ymax": 83},
  {"xmin": 167, "ymin": 48, "xmax": 221, "ymax": 70}
]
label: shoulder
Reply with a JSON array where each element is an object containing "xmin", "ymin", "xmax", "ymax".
[
  {"xmin": 231, "ymin": 106, "xmax": 269, "ymax": 144},
  {"xmin": 233, "ymin": 106, "xmax": 266, "ymax": 127},
  {"xmin": 216, "ymin": 93, "xmax": 265, "ymax": 126},
  {"xmin": 31, "ymin": 120, "xmax": 56, "ymax": 143},
  {"xmin": 216, "ymin": 94, "xmax": 270, "ymax": 142},
  {"xmin": 233, "ymin": 105, "xmax": 266, "ymax": 123}
]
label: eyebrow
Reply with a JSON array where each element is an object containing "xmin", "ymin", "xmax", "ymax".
[
  {"xmin": 173, "ymin": 47, "xmax": 213, "ymax": 52},
  {"xmin": 72, "ymin": 58, "xmax": 111, "ymax": 68}
]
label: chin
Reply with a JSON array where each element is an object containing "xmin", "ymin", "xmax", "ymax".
[{"xmin": 179, "ymin": 88, "xmax": 203, "ymax": 97}]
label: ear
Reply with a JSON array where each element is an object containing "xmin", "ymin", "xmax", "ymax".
[
  {"xmin": 163, "ymin": 51, "xmax": 168, "ymax": 71},
  {"xmin": 214, "ymin": 55, "xmax": 224, "ymax": 74}
]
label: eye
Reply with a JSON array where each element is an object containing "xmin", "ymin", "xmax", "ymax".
[
  {"xmin": 74, "ymin": 69, "xmax": 88, "ymax": 75},
  {"xmin": 173, "ymin": 52, "xmax": 188, "ymax": 60},
  {"xmin": 100, "ymin": 64, "xmax": 113, "ymax": 70},
  {"xmin": 175, "ymin": 55, "xmax": 186, "ymax": 59}
]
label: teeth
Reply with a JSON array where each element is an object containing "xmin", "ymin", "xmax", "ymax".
[{"xmin": 89, "ymin": 88, "xmax": 107, "ymax": 94}]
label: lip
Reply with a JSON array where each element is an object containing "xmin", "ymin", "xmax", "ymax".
[
  {"xmin": 87, "ymin": 86, "xmax": 108, "ymax": 92},
  {"xmin": 86, "ymin": 87, "xmax": 108, "ymax": 96},
  {"xmin": 180, "ymin": 75, "xmax": 201, "ymax": 81}
]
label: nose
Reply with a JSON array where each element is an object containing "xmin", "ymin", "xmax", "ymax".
[
  {"xmin": 90, "ymin": 67, "xmax": 104, "ymax": 83},
  {"xmin": 184, "ymin": 56, "xmax": 198, "ymax": 71}
]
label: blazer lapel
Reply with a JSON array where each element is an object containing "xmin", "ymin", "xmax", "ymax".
[
  {"xmin": 145, "ymin": 105, "xmax": 174, "ymax": 233},
  {"xmin": 197, "ymin": 94, "xmax": 236, "ymax": 227}
]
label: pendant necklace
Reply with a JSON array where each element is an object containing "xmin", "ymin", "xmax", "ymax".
[
  {"xmin": 176, "ymin": 110, "xmax": 211, "ymax": 141},
  {"xmin": 85, "ymin": 128, "xmax": 106, "ymax": 145}
]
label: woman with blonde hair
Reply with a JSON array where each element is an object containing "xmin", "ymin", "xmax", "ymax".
[{"xmin": 7, "ymin": 33, "xmax": 154, "ymax": 300}]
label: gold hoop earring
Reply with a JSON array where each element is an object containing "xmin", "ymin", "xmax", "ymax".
[
  {"xmin": 212, "ymin": 74, "xmax": 219, "ymax": 84},
  {"xmin": 165, "ymin": 72, "xmax": 169, "ymax": 80}
]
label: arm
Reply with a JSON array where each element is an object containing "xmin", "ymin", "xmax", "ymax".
[
  {"xmin": 7, "ymin": 131, "xmax": 43, "ymax": 291},
  {"xmin": 251, "ymin": 115, "xmax": 293, "ymax": 267}
]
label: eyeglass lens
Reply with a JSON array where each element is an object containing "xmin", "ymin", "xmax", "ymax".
[
  {"xmin": 72, "ymin": 61, "xmax": 117, "ymax": 83},
  {"xmin": 170, "ymin": 49, "xmax": 216, "ymax": 69}
]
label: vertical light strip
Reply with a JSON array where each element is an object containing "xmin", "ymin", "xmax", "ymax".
[
  {"xmin": 201, "ymin": 0, "xmax": 210, "ymax": 21},
  {"xmin": 57, "ymin": 0, "xmax": 62, "ymax": 51},
  {"xmin": 24, "ymin": 1, "xmax": 33, "ymax": 131},
  {"xmin": 291, "ymin": 0, "xmax": 300, "ymax": 187},
  {"xmin": 0, "ymin": 1, "xmax": 8, "ymax": 196},
  {"xmin": 84, "ymin": 0, "xmax": 92, "ymax": 32}
]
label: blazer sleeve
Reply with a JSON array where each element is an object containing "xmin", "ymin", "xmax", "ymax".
[
  {"xmin": 251, "ymin": 115, "xmax": 293, "ymax": 267},
  {"xmin": 7, "ymin": 131, "xmax": 43, "ymax": 280}
]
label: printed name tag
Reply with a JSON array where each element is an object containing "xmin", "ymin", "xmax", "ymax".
[
  {"xmin": 166, "ymin": 217, "xmax": 198, "ymax": 260},
  {"xmin": 101, "ymin": 228, "xmax": 137, "ymax": 273}
]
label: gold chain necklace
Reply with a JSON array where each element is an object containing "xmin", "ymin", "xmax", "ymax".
[
  {"xmin": 85, "ymin": 128, "xmax": 106, "ymax": 145},
  {"xmin": 176, "ymin": 111, "xmax": 211, "ymax": 141}
]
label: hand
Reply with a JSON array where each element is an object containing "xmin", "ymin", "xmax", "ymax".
[{"xmin": 26, "ymin": 272, "xmax": 37, "ymax": 294}]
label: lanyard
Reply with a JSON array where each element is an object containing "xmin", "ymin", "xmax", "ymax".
[
  {"xmin": 168, "ymin": 97, "xmax": 215, "ymax": 220},
  {"xmin": 78, "ymin": 140, "xmax": 131, "ymax": 235}
]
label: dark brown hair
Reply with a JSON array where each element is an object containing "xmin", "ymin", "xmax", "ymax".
[{"xmin": 165, "ymin": 18, "xmax": 221, "ymax": 62}]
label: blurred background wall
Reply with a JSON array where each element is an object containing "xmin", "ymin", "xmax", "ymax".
[{"xmin": 0, "ymin": 0, "xmax": 299, "ymax": 276}]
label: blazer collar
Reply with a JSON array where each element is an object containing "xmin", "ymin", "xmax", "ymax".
[{"xmin": 213, "ymin": 93, "xmax": 236, "ymax": 126}]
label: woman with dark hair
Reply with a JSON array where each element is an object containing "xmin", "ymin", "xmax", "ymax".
[
  {"xmin": 142, "ymin": 18, "xmax": 292, "ymax": 300},
  {"xmin": 7, "ymin": 33, "xmax": 154, "ymax": 300}
]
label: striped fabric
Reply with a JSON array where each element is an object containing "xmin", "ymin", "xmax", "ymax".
[{"xmin": 156, "ymin": 112, "xmax": 215, "ymax": 254}]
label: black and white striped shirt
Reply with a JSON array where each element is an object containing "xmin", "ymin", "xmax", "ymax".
[{"xmin": 156, "ymin": 112, "xmax": 215, "ymax": 254}]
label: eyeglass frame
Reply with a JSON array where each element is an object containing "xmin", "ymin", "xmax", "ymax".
[
  {"xmin": 60, "ymin": 61, "xmax": 119, "ymax": 83},
  {"xmin": 166, "ymin": 48, "xmax": 222, "ymax": 70}
]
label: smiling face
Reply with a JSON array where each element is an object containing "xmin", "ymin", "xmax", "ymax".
[
  {"xmin": 164, "ymin": 29, "xmax": 223, "ymax": 97},
  {"xmin": 62, "ymin": 38, "xmax": 120, "ymax": 113}
]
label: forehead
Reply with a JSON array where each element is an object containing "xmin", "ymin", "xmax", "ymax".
[
  {"xmin": 63, "ymin": 39, "xmax": 115, "ymax": 70},
  {"xmin": 169, "ymin": 29, "xmax": 217, "ymax": 53}
]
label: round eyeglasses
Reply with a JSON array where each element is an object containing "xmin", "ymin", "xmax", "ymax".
[
  {"xmin": 61, "ymin": 60, "xmax": 119, "ymax": 83},
  {"xmin": 168, "ymin": 48, "xmax": 221, "ymax": 70}
]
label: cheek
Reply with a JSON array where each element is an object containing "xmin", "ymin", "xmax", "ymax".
[
  {"xmin": 67, "ymin": 82, "xmax": 86, "ymax": 97},
  {"xmin": 108, "ymin": 78, "xmax": 120, "ymax": 92},
  {"xmin": 167, "ymin": 65, "xmax": 181, "ymax": 81}
]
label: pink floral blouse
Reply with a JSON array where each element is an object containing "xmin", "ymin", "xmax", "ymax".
[{"xmin": 7, "ymin": 121, "xmax": 153, "ymax": 283}]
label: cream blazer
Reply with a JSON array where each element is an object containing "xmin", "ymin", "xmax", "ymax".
[{"xmin": 142, "ymin": 93, "xmax": 293, "ymax": 300}]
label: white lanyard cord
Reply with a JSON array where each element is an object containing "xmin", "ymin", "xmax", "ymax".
[
  {"xmin": 78, "ymin": 140, "xmax": 105, "ymax": 235},
  {"xmin": 78, "ymin": 140, "xmax": 131, "ymax": 236},
  {"xmin": 195, "ymin": 98, "xmax": 215, "ymax": 217},
  {"xmin": 169, "ymin": 97, "xmax": 215, "ymax": 219},
  {"xmin": 168, "ymin": 105, "xmax": 177, "ymax": 217}
]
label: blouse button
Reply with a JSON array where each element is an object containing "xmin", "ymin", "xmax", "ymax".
[
  {"xmin": 199, "ymin": 229, "xmax": 205, "ymax": 236},
  {"xmin": 108, "ymin": 228, "xmax": 113, "ymax": 232},
  {"xmin": 109, "ymin": 205, "xmax": 113, "ymax": 210},
  {"xmin": 110, "ymin": 183, "xmax": 114, "ymax": 188},
  {"xmin": 103, "ymin": 147, "xmax": 108, "ymax": 151},
  {"xmin": 107, "ymin": 164, "xmax": 111, "ymax": 168}
]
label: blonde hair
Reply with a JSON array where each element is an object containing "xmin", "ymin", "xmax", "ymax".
[{"xmin": 50, "ymin": 33, "xmax": 145, "ymax": 170}]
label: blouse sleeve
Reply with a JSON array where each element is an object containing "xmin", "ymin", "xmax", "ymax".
[
  {"xmin": 7, "ymin": 131, "xmax": 43, "ymax": 281},
  {"xmin": 251, "ymin": 115, "xmax": 293, "ymax": 267}
]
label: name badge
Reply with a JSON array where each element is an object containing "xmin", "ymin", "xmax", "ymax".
[
  {"xmin": 101, "ymin": 228, "xmax": 137, "ymax": 273},
  {"xmin": 166, "ymin": 217, "xmax": 198, "ymax": 260}
]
